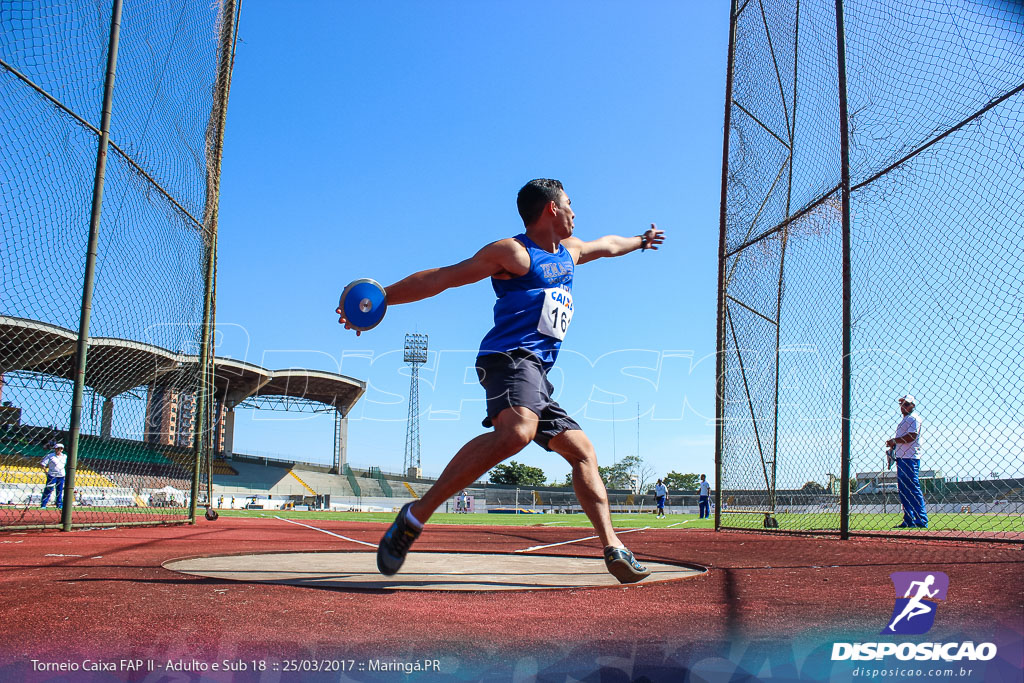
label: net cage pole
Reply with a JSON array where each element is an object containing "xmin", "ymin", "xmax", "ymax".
[
  {"xmin": 205, "ymin": 269, "xmax": 216, "ymax": 514},
  {"xmin": 715, "ymin": 0, "xmax": 740, "ymax": 532},
  {"xmin": 835, "ymin": 0, "xmax": 853, "ymax": 540},
  {"xmin": 189, "ymin": 271, "xmax": 208, "ymax": 524},
  {"xmin": 771, "ymin": 0, "xmax": 801, "ymax": 521},
  {"xmin": 769, "ymin": 243, "xmax": 787, "ymax": 516},
  {"xmin": 189, "ymin": 249, "xmax": 212, "ymax": 524},
  {"xmin": 191, "ymin": 0, "xmax": 240, "ymax": 523},
  {"xmin": 203, "ymin": 233, "xmax": 221, "ymax": 514},
  {"xmin": 61, "ymin": 0, "xmax": 124, "ymax": 532}
]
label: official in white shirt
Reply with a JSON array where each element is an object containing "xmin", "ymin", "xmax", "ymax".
[
  {"xmin": 698, "ymin": 474, "xmax": 711, "ymax": 519},
  {"xmin": 886, "ymin": 395, "xmax": 927, "ymax": 529},
  {"xmin": 40, "ymin": 443, "xmax": 67, "ymax": 509},
  {"xmin": 654, "ymin": 479, "xmax": 668, "ymax": 518}
]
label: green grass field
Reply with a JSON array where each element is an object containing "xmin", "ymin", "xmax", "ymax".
[
  {"xmin": 205, "ymin": 508, "xmax": 1022, "ymax": 533},
  {"xmin": 212, "ymin": 508, "xmax": 716, "ymax": 529},
  {"xmin": 720, "ymin": 511, "xmax": 1023, "ymax": 533},
  {"xmin": 30, "ymin": 506, "xmax": 1019, "ymax": 536}
]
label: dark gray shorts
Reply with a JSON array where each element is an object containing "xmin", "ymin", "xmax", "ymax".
[{"xmin": 475, "ymin": 348, "xmax": 581, "ymax": 452}]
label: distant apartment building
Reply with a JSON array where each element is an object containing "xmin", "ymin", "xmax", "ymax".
[{"xmin": 144, "ymin": 385, "xmax": 225, "ymax": 452}]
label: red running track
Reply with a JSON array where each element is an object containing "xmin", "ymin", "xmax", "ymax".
[{"xmin": 0, "ymin": 516, "xmax": 1021, "ymax": 681}]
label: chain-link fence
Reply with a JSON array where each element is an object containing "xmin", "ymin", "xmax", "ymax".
[
  {"xmin": 717, "ymin": 0, "xmax": 1023, "ymax": 541},
  {"xmin": 1, "ymin": 1, "xmax": 239, "ymax": 529}
]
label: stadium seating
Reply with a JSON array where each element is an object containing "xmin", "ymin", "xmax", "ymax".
[
  {"xmin": 287, "ymin": 469, "xmax": 360, "ymax": 497},
  {"xmin": 0, "ymin": 464, "xmax": 115, "ymax": 488},
  {"xmin": 0, "ymin": 427, "xmax": 239, "ymax": 503}
]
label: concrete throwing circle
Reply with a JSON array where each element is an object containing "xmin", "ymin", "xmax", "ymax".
[{"xmin": 163, "ymin": 552, "xmax": 704, "ymax": 591}]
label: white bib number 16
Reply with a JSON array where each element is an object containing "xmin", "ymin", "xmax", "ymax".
[{"xmin": 538, "ymin": 287, "xmax": 573, "ymax": 340}]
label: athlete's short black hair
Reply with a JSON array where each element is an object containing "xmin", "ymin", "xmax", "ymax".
[{"xmin": 517, "ymin": 178, "xmax": 565, "ymax": 226}]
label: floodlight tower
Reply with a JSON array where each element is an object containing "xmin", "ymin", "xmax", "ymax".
[{"xmin": 403, "ymin": 333, "xmax": 428, "ymax": 476}]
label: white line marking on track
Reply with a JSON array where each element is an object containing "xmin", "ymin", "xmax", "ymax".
[
  {"xmin": 667, "ymin": 520, "xmax": 695, "ymax": 528},
  {"xmin": 514, "ymin": 526, "xmax": 650, "ymax": 553},
  {"xmin": 274, "ymin": 516, "xmax": 378, "ymax": 548},
  {"xmin": 541, "ymin": 521, "xmax": 569, "ymax": 525}
]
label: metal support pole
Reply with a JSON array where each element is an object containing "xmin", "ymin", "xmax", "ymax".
[
  {"xmin": 205, "ymin": 393, "xmax": 217, "ymax": 506},
  {"xmin": 191, "ymin": 0, "xmax": 239, "ymax": 523},
  {"xmin": 62, "ymin": 0, "xmax": 124, "ymax": 531},
  {"xmin": 333, "ymin": 408, "xmax": 347, "ymax": 473},
  {"xmin": 882, "ymin": 453, "xmax": 887, "ymax": 515},
  {"xmin": 636, "ymin": 402, "xmax": 640, "ymax": 462},
  {"xmin": 715, "ymin": 0, "xmax": 739, "ymax": 532},
  {"xmin": 770, "ymin": 0, "xmax": 800, "ymax": 519},
  {"xmin": 770, "ymin": 239, "xmax": 786, "ymax": 513},
  {"xmin": 836, "ymin": 0, "xmax": 853, "ymax": 540},
  {"xmin": 190, "ymin": 196, "xmax": 217, "ymax": 519}
]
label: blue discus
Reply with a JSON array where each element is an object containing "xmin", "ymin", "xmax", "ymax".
[{"xmin": 339, "ymin": 278, "xmax": 388, "ymax": 331}]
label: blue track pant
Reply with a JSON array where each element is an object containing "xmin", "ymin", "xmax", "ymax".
[
  {"xmin": 41, "ymin": 475, "xmax": 64, "ymax": 508},
  {"xmin": 896, "ymin": 458, "xmax": 928, "ymax": 527}
]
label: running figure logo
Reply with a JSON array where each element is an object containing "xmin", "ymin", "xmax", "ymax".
[{"xmin": 882, "ymin": 571, "xmax": 949, "ymax": 635}]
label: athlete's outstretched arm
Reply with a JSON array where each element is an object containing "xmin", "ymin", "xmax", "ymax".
[
  {"xmin": 336, "ymin": 239, "xmax": 525, "ymax": 332},
  {"xmin": 565, "ymin": 224, "xmax": 665, "ymax": 265},
  {"xmin": 384, "ymin": 251, "xmax": 500, "ymax": 305}
]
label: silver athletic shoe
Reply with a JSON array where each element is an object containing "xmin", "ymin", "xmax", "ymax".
[
  {"xmin": 603, "ymin": 546, "xmax": 651, "ymax": 584},
  {"xmin": 376, "ymin": 502, "xmax": 422, "ymax": 576}
]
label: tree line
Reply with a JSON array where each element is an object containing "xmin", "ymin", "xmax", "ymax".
[{"xmin": 487, "ymin": 456, "xmax": 707, "ymax": 493}]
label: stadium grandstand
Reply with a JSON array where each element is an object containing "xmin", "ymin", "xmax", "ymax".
[{"xmin": 0, "ymin": 315, "xmax": 364, "ymax": 521}]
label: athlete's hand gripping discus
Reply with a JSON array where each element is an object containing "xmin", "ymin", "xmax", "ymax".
[{"xmin": 337, "ymin": 278, "xmax": 388, "ymax": 333}]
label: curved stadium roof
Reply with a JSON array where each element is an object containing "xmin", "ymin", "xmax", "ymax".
[{"xmin": 0, "ymin": 316, "xmax": 364, "ymax": 414}]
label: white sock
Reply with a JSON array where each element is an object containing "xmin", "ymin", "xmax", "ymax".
[{"xmin": 405, "ymin": 506, "xmax": 424, "ymax": 529}]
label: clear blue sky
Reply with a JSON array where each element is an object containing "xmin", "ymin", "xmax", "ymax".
[{"xmin": 215, "ymin": 2, "xmax": 730, "ymax": 484}]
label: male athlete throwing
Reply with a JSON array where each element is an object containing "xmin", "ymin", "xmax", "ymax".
[{"xmin": 337, "ymin": 179, "xmax": 665, "ymax": 583}]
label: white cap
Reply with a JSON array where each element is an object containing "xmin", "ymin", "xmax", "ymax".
[
  {"xmin": 897, "ymin": 395, "xmax": 916, "ymax": 406},
  {"xmin": 54, "ymin": 443, "xmax": 64, "ymax": 449}
]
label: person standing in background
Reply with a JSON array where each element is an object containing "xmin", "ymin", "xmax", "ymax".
[
  {"xmin": 654, "ymin": 479, "xmax": 668, "ymax": 518},
  {"xmin": 40, "ymin": 443, "xmax": 67, "ymax": 509},
  {"xmin": 886, "ymin": 394, "xmax": 927, "ymax": 529},
  {"xmin": 698, "ymin": 474, "xmax": 711, "ymax": 519}
]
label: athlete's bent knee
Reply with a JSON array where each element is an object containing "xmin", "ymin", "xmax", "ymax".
[
  {"xmin": 551, "ymin": 431, "xmax": 595, "ymax": 467},
  {"xmin": 496, "ymin": 427, "xmax": 533, "ymax": 454},
  {"xmin": 492, "ymin": 410, "xmax": 537, "ymax": 454},
  {"xmin": 493, "ymin": 419, "xmax": 540, "ymax": 456}
]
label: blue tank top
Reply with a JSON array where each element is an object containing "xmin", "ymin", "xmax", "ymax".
[{"xmin": 478, "ymin": 234, "xmax": 574, "ymax": 368}]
